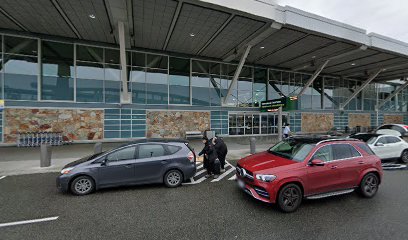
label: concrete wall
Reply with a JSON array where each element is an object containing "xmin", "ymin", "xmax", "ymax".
[
  {"xmin": 301, "ymin": 113, "xmax": 334, "ymax": 133},
  {"xmin": 146, "ymin": 111, "xmax": 210, "ymax": 138},
  {"xmin": 3, "ymin": 108, "xmax": 104, "ymax": 143}
]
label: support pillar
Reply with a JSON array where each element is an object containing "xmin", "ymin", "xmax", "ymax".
[
  {"xmin": 118, "ymin": 21, "xmax": 130, "ymax": 103},
  {"xmin": 278, "ymin": 107, "xmax": 283, "ymax": 141}
]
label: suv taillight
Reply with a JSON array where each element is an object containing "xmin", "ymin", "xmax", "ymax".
[
  {"xmin": 404, "ymin": 126, "xmax": 408, "ymax": 130},
  {"xmin": 187, "ymin": 151, "xmax": 195, "ymax": 162}
]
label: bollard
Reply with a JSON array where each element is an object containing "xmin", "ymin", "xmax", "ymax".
[
  {"xmin": 40, "ymin": 143, "xmax": 52, "ymax": 167},
  {"xmin": 94, "ymin": 142, "xmax": 103, "ymax": 154},
  {"xmin": 250, "ymin": 137, "xmax": 256, "ymax": 154}
]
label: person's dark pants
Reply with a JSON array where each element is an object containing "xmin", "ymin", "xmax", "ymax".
[
  {"xmin": 207, "ymin": 159, "xmax": 215, "ymax": 174},
  {"xmin": 283, "ymin": 134, "xmax": 289, "ymax": 139},
  {"xmin": 218, "ymin": 153, "xmax": 227, "ymax": 169}
]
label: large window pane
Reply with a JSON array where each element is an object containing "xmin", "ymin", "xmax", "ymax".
[
  {"xmin": 192, "ymin": 74, "xmax": 210, "ymax": 106},
  {"xmin": 238, "ymin": 78, "xmax": 253, "ymax": 107},
  {"xmin": 42, "ymin": 76, "xmax": 73, "ymax": 101},
  {"xmin": 192, "ymin": 60, "xmax": 209, "ymax": 74},
  {"xmin": 147, "ymin": 54, "xmax": 168, "ymax": 69},
  {"xmin": 209, "ymin": 76, "xmax": 221, "ymax": 106},
  {"xmin": 0, "ymin": 74, "xmax": 3, "ymax": 99},
  {"xmin": 105, "ymin": 81, "xmax": 121, "ymax": 103},
  {"xmin": 77, "ymin": 45, "xmax": 103, "ymax": 62},
  {"xmin": 169, "ymin": 57, "xmax": 190, "ymax": 105},
  {"xmin": 4, "ymin": 55, "xmax": 38, "ymax": 75},
  {"xmin": 4, "ymin": 36, "xmax": 37, "ymax": 56},
  {"xmin": 4, "ymin": 74, "xmax": 37, "ymax": 100},
  {"xmin": 254, "ymin": 68, "xmax": 267, "ymax": 107},
  {"xmin": 76, "ymin": 79, "xmax": 104, "ymax": 102},
  {"xmin": 105, "ymin": 48, "xmax": 120, "ymax": 64},
  {"xmin": 131, "ymin": 67, "xmax": 146, "ymax": 104},
  {"xmin": 132, "ymin": 52, "xmax": 146, "ymax": 67},
  {"xmin": 146, "ymin": 69, "xmax": 168, "ymax": 104},
  {"xmin": 76, "ymin": 62, "xmax": 104, "ymax": 80},
  {"xmin": 42, "ymin": 41, "xmax": 74, "ymax": 101},
  {"xmin": 105, "ymin": 64, "xmax": 121, "ymax": 81}
]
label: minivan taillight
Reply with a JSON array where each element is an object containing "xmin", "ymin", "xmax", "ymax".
[{"xmin": 187, "ymin": 151, "xmax": 195, "ymax": 162}]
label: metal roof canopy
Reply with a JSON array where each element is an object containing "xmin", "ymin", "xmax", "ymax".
[{"xmin": 0, "ymin": 0, "xmax": 408, "ymax": 82}]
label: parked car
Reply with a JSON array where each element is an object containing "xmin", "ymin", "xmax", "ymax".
[
  {"xmin": 349, "ymin": 133, "xmax": 408, "ymax": 163},
  {"xmin": 236, "ymin": 136, "xmax": 383, "ymax": 213},
  {"xmin": 57, "ymin": 139, "xmax": 196, "ymax": 195},
  {"xmin": 376, "ymin": 124, "xmax": 408, "ymax": 138}
]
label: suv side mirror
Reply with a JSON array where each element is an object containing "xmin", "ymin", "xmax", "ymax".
[
  {"xmin": 375, "ymin": 142, "xmax": 384, "ymax": 147},
  {"xmin": 310, "ymin": 159, "xmax": 325, "ymax": 166}
]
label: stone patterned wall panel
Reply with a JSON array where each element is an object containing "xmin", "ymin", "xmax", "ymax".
[
  {"xmin": 147, "ymin": 111, "xmax": 210, "ymax": 138},
  {"xmin": 383, "ymin": 114, "xmax": 404, "ymax": 124},
  {"xmin": 301, "ymin": 113, "xmax": 334, "ymax": 133},
  {"xmin": 348, "ymin": 113, "xmax": 371, "ymax": 128},
  {"xmin": 4, "ymin": 108, "xmax": 103, "ymax": 143}
]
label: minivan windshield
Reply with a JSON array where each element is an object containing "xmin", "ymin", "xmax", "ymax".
[{"xmin": 268, "ymin": 140, "xmax": 315, "ymax": 162}]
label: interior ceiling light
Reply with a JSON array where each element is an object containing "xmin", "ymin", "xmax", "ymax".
[
  {"xmin": 189, "ymin": 33, "xmax": 195, "ymax": 37},
  {"xmin": 89, "ymin": 14, "xmax": 96, "ymax": 19}
]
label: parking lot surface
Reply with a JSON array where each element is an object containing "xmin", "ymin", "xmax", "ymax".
[{"xmin": 0, "ymin": 164, "xmax": 407, "ymax": 240}]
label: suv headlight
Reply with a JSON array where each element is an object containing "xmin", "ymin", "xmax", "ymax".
[
  {"xmin": 256, "ymin": 174, "xmax": 277, "ymax": 182},
  {"xmin": 60, "ymin": 167, "xmax": 74, "ymax": 175}
]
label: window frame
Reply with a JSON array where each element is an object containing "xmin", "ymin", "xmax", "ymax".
[
  {"xmin": 308, "ymin": 143, "xmax": 362, "ymax": 164},
  {"xmin": 136, "ymin": 143, "xmax": 168, "ymax": 159},
  {"xmin": 105, "ymin": 145, "xmax": 137, "ymax": 162}
]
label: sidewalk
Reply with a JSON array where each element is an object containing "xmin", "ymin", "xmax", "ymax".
[{"xmin": 0, "ymin": 139, "xmax": 274, "ymax": 176}]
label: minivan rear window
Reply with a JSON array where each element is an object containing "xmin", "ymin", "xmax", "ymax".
[{"xmin": 167, "ymin": 145, "xmax": 182, "ymax": 154}]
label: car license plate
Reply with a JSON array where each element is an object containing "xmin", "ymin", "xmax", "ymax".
[{"xmin": 238, "ymin": 179, "xmax": 245, "ymax": 189}]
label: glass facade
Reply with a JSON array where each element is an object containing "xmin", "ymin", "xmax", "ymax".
[{"xmin": 229, "ymin": 112, "xmax": 288, "ymax": 135}]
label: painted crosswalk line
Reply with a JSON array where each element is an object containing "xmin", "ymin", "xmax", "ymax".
[{"xmin": 183, "ymin": 160, "xmax": 236, "ymax": 185}]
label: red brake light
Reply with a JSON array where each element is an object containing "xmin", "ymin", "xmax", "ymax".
[
  {"xmin": 404, "ymin": 126, "xmax": 408, "ymax": 130},
  {"xmin": 187, "ymin": 151, "xmax": 195, "ymax": 162}
]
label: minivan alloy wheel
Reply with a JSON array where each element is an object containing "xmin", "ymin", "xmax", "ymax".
[
  {"xmin": 164, "ymin": 170, "xmax": 183, "ymax": 188},
  {"xmin": 75, "ymin": 179, "xmax": 92, "ymax": 193}
]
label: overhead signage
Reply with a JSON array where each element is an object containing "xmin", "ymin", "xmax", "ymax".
[{"xmin": 260, "ymin": 97, "xmax": 298, "ymax": 112}]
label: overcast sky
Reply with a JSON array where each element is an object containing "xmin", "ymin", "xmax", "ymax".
[{"xmin": 276, "ymin": 0, "xmax": 408, "ymax": 43}]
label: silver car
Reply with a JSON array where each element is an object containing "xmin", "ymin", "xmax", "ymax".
[{"xmin": 57, "ymin": 139, "xmax": 196, "ymax": 195}]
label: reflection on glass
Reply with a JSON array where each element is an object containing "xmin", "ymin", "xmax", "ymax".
[
  {"xmin": 4, "ymin": 55, "xmax": 38, "ymax": 75},
  {"xmin": 76, "ymin": 79, "xmax": 104, "ymax": 102},
  {"xmin": 131, "ymin": 68, "xmax": 146, "ymax": 104},
  {"xmin": 4, "ymin": 36, "xmax": 38, "ymax": 56},
  {"xmin": 77, "ymin": 45, "xmax": 103, "ymax": 62},
  {"xmin": 76, "ymin": 62, "xmax": 104, "ymax": 80},
  {"xmin": 132, "ymin": 52, "xmax": 146, "ymax": 67},
  {"xmin": 4, "ymin": 74, "xmax": 37, "ymax": 100},
  {"xmin": 105, "ymin": 49, "xmax": 120, "ymax": 64},
  {"xmin": 146, "ymin": 69, "xmax": 168, "ymax": 104},
  {"xmin": 105, "ymin": 64, "xmax": 121, "ymax": 81},
  {"xmin": 192, "ymin": 74, "xmax": 210, "ymax": 106},
  {"xmin": 105, "ymin": 81, "xmax": 121, "ymax": 103},
  {"xmin": 147, "ymin": 54, "xmax": 168, "ymax": 69},
  {"xmin": 169, "ymin": 57, "xmax": 190, "ymax": 104},
  {"xmin": 42, "ymin": 76, "xmax": 74, "ymax": 101}
]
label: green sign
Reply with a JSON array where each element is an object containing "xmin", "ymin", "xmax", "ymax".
[{"xmin": 260, "ymin": 97, "xmax": 298, "ymax": 112}]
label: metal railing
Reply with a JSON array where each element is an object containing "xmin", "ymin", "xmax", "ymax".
[{"xmin": 17, "ymin": 132, "xmax": 70, "ymax": 147}]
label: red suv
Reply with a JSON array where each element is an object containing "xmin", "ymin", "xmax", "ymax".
[{"xmin": 236, "ymin": 137, "xmax": 383, "ymax": 212}]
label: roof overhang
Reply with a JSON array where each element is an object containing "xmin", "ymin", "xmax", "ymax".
[{"xmin": 0, "ymin": 0, "xmax": 407, "ymax": 82}]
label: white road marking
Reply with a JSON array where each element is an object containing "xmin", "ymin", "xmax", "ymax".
[
  {"xmin": 0, "ymin": 216, "xmax": 59, "ymax": 228},
  {"xmin": 194, "ymin": 169, "xmax": 207, "ymax": 177},
  {"xmin": 0, "ymin": 176, "xmax": 6, "ymax": 180},
  {"xmin": 196, "ymin": 164, "xmax": 203, "ymax": 170},
  {"xmin": 211, "ymin": 167, "xmax": 236, "ymax": 182},
  {"xmin": 228, "ymin": 175, "xmax": 237, "ymax": 181}
]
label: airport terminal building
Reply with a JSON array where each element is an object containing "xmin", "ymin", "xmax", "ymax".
[{"xmin": 0, "ymin": 0, "xmax": 407, "ymax": 144}]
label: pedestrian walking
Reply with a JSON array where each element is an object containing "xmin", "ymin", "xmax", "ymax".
[
  {"xmin": 198, "ymin": 137, "xmax": 219, "ymax": 178},
  {"xmin": 283, "ymin": 123, "xmax": 291, "ymax": 139},
  {"xmin": 212, "ymin": 137, "xmax": 228, "ymax": 173}
]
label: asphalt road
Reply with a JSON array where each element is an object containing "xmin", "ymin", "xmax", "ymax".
[{"xmin": 1, "ymin": 166, "xmax": 408, "ymax": 240}]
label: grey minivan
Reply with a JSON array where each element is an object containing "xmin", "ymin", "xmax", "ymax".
[{"xmin": 57, "ymin": 139, "xmax": 196, "ymax": 195}]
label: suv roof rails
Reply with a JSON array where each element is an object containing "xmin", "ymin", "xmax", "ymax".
[
  {"xmin": 121, "ymin": 138, "xmax": 189, "ymax": 147},
  {"xmin": 317, "ymin": 138, "xmax": 361, "ymax": 145}
]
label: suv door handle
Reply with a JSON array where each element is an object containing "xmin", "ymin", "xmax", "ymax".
[
  {"xmin": 331, "ymin": 165, "xmax": 338, "ymax": 169},
  {"xmin": 161, "ymin": 160, "xmax": 168, "ymax": 164},
  {"xmin": 358, "ymin": 161, "xmax": 364, "ymax": 165}
]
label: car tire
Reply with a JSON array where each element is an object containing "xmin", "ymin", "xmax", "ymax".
[
  {"xmin": 70, "ymin": 176, "xmax": 95, "ymax": 196},
  {"xmin": 164, "ymin": 169, "xmax": 183, "ymax": 188},
  {"xmin": 400, "ymin": 150, "xmax": 408, "ymax": 164},
  {"xmin": 277, "ymin": 184, "xmax": 302, "ymax": 213},
  {"xmin": 359, "ymin": 173, "xmax": 379, "ymax": 198}
]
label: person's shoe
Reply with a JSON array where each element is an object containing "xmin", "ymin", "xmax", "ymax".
[
  {"xmin": 220, "ymin": 168, "xmax": 225, "ymax": 173},
  {"xmin": 213, "ymin": 175, "xmax": 219, "ymax": 179}
]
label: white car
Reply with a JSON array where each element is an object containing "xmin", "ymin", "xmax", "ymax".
[
  {"xmin": 349, "ymin": 133, "xmax": 408, "ymax": 163},
  {"xmin": 376, "ymin": 124, "xmax": 408, "ymax": 138}
]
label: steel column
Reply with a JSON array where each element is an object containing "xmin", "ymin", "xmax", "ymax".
[
  {"xmin": 376, "ymin": 78, "xmax": 408, "ymax": 110},
  {"xmin": 223, "ymin": 45, "xmax": 252, "ymax": 104},
  {"xmin": 118, "ymin": 21, "xmax": 130, "ymax": 103},
  {"xmin": 298, "ymin": 60, "xmax": 330, "ymax": 96},
  {"xmin": 340, "ymin": 69, "xmax": 384, "ymax": 110}
]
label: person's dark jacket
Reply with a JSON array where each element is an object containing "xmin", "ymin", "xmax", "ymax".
[
  {"xmin": 199, "ymin": 141, "xmax": 218, "ymax": 163},
  {"xmin": 213, "ymin": 137, "xmax": 228, "ymax": 157}
]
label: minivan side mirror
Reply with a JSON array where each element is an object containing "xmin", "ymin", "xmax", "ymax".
[
  {"xmin": 310, "ymin": 159, "xmax": 325, "ymax": 166},
  {"xmin": 100, "ymin": 158, "xmax": 108, "ymax": 166}
]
